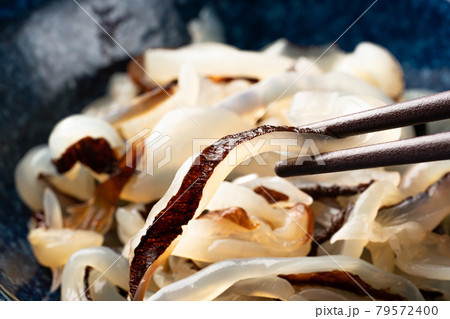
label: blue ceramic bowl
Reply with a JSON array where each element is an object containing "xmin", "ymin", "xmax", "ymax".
[{"xmin": 1, "ymin": 0, "xmax": 449, "ymax": 300}]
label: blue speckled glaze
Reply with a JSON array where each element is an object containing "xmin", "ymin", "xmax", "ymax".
[
  {"xmin": 0, "ymin": 0, "xmax": 449, "ymax": 301},
  {"xmin": 0, "ymin": 187, "xmax": 59, "ymax": 301},
  {"xmin": 175, "ymin": 0, "xmax": 450, "ymax": 90}
]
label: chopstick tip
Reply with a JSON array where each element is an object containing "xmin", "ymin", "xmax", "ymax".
[{"xmin": 274, "ymin": 159, "xmax": 292, "ymax": 177}]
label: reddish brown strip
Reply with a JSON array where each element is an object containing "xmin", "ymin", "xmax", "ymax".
[
  {"xmin": 83, "ymin": 266, "xmax": 93, "ymax": 301},
  {"xmin": 66, "ymin": 136, "xmax": 143, "ymax": 234},
  {"xmin": 299, "ymin": 181, "xmax": 373, "ymax": 200},
  {"xmin": 208, "ymin": 75, "xmax": 259, "ymax": 84},
  {"xmin": 129, "ymin": 125, "xmax": 325, "ymax": 299},
  {"xmin": 198, "ymin": 207, "xmax": 259, "ymax": 230},
  {"xmin": 253, "ymin": 185, "xmax": 289, "ymax": 203},
  {"xmin": 280, "ymin": 270, "xmax": 405, "ymax": 301},
  {"xmin": 52, "ymin": 137, "xmax": 119, "ymax": 174},
  {"xmin": 309, "ymin": 204, "xmax": 354, "ymax": 256}
]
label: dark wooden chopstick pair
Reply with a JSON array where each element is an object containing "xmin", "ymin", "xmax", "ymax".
[{"xmin": 275, "ymin": 91, "xmax": 450, "ymax": 177}]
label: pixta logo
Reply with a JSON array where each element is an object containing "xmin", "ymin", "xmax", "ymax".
[
  {"xmin": 126, "ymin": 128, "xmax": 172, "ymax": 175},
  {"xmin": 191, "ymin": 137, "xmax": 324, "ymax": 166}
]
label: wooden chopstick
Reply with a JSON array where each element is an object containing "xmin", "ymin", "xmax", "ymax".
[
  {"xmin": 275, "ymin": 91, "xmax": 450, "ymax": 177},
  {"xmin": 275, "ymin": 132, "xmax": 450, "ymax": 177},
  {"xmin": 298, "ymin": 90, "xmax": 450, "ymax": 138}
]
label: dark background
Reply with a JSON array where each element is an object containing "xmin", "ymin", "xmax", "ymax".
[
  {"xmin": 2, "ymin": 0, "xmax": 449, "ymax": 68},
  {"xmin": 0, "ymin": 0, "xmax": 449, "ymax": 300}
]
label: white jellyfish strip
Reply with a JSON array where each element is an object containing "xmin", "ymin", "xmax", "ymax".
[
  {"xmin": 330, "ymin": 42, "xmax": 404, "ymax": 100},
  {"xmin": 399, "ymin": 160, "xmax": 450, "ymax": 197},
  {"xmin": 234, "ymin": 175, "xmax": 313, "ymax": 207},
  {"xmin": 116, "ymin": 63, "xmax": 254, "ymax": 140},
  {"xmin": 397, "ymin": 233, "xmax": 450, "ymax": 281},
  {"xmin": 213, "ymin": 72, "xmax": 301, "ymax": 123},
  {"xmin": 172, "ymin": 181, "xmax": 313, "ymax": 262},
  {"xmin": 287, "ymin": 90, "xmax": 413, "ymax": 141},
  {"xmin": 115, "ymin": 204, "xmax": 145, "ymax": 245},
  {"xmin": 227, "ymin": 152, "xmax": 284, "ymax": 179},
  {"xmin": 366, "ymin": 242, "xmax": 396, "ymax": 273},
  {"xmin": 48, "ymin": 114, "xmax": 125, "ymax": 161},
  {"xmin": 143, "ymin": 42, "xmax": 294, "ymax": 86},
  {"xmin": 116, "ymin": 63, "xmax": 203, "ymax": 140},
  {"xmin": 224, "ymin": 276, "xmax": 295, "ymax": 301},
  {"xmin": 330, "ymin": 180, "xmax": 402, "ymax": 258},
  {"xmin": 27, "ymin": 188, "xmax": 102, "ymax": 292},
  {"xmin": 28, "ymin": 228, "xmax": 103, "ymax": 269},
  {"xmin": 15, "ymin": 145, "xmax": 95, "ymax": 211},
  {"xmin": 288, "ymin": 91, "xmax": 404, "ymax": 144},
  {"xmin": 120, "ymin": 107, "xmax": 252, "ymax": 203},
  {"xmin": 173, "ymin": 233, "xmax": 311, "ymax": 264},
  {"xmin": 376, "ymin": 172, "xmax": 450, "ymax": 232},
  {"xmin": 42, "ymin": 187, "xmax": 64, "ymax": 291},
  {"xmin": 147, "ymin": 256, "xmax": 423, "ymax": 301},
  {"xmin": 205, "ymin": 181, "xmax": 287, "ymax": 226},
  {"xmin": 15, "ymin": 145, "xmax": 58, "ymax": 211},
  {"xmin": 256, "ymin": 97, "xmax": 292, "ymax": 126},
  {"xmin": 304, "ymin": 72, "xmax": 393, "ymax": 104},
  {"xmin": 195, "ymin": 75, "xmax": 254, "ymax": 107},
  {"xmin": 61, "ymin": 247, "xmax": 129, "ymax": 301},
  {"xmin": 368, "ymin": 173, "xmax": 450, "ymax": 281},
  {"xmin": 381, "ymin": 224, "xmax": 450, "ymax": 281},
  {"xmin": 288, "ymin": 167, "xmax": 400, "ymax": 191},
  {"xmin": 42, "ymin": 188, "xmax": 63, "ymax": 229},
  {"xmin": 50, "ymin": 163, "xmax": 95, "ymax": 200},
  {"xmin": 170, "ymin": 63, "xmax": 204, "ymax": 108},
  {"xmin": 214, "ymin": 71, "xmax": 392, "ymax": 124},
  {"xmin": 289, "ymin": 91, "xmax": 384, "ymax": 125},
  {"xmin": 353, "ymin": 169, "xmax": 450, "ymax": 282}
]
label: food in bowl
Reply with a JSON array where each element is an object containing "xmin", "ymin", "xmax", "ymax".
[{"xmin": 14, "ymin": 31, "xmax": 449, "ymax": 301}]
